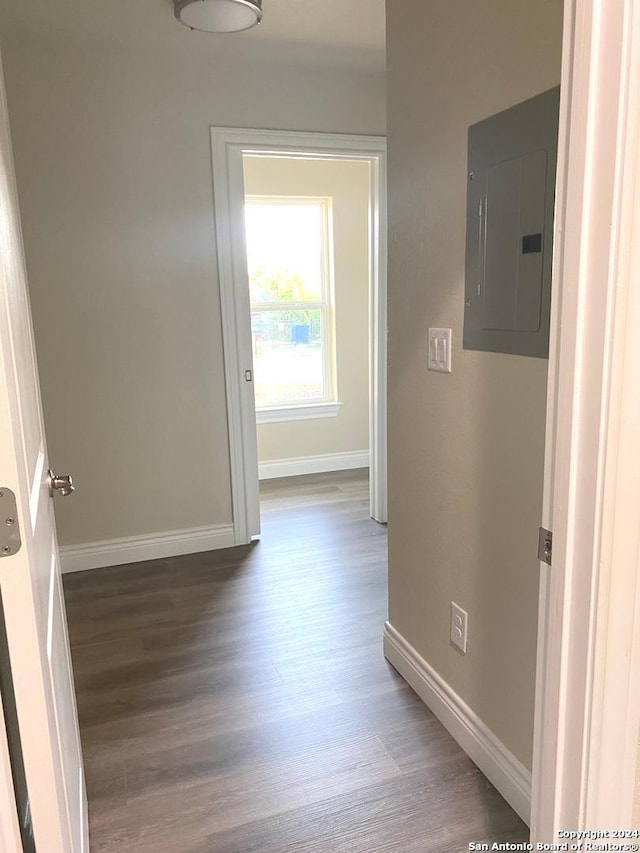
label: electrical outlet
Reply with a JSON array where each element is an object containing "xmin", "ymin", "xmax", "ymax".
[{"xmin": 450, "ymin": 602, "xmax": 468, "ymax": 654}]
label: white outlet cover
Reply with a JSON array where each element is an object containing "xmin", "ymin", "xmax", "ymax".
[
  {"xmin": 450, "ymin": 601, "xmax": 468, "ymax": 654},
  {"xmin": 428, "ymin": 328, "xmax": 452, "ymax": 373}
]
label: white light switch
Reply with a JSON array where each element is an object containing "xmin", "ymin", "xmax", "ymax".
[{"xmin": 428, "ymin": 328, "xmax": 452, "ymax": 373}]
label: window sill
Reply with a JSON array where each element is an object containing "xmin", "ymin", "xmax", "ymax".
[{"xmin": 256, "ymin": 402, "xmax": 343, "ymax": 424}]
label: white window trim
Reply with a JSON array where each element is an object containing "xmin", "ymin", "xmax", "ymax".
[
  {"xmin": 245, "ymin": 194, "xmax": 337, "ymax": 409},
  {"xmin": 256, "ymin": 401, "xmax": 343, "ymax": 424}
]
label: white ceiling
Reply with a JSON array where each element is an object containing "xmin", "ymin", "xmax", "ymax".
[{"xmin": 1, "ymin": 0, "xmax": 386, "ymax": 73}]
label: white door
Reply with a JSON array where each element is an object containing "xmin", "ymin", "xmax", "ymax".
[{"xmin": 0, "ymin": 53, "xmax": 87, "ymax": 853}]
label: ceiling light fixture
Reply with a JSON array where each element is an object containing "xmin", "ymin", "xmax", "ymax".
[{"xmin": 174, "ymin": 0, "xmax": 263, "ymax": 33}]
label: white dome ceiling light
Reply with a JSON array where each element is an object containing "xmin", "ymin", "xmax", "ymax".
[{"xmin": 174, "ymin": 0, "xmax": 263, "ymax": 33}]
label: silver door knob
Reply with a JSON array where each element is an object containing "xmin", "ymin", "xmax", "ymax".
[{"xmin": 48, "ymin": 470, "xmax": 74, "ymax": 497}]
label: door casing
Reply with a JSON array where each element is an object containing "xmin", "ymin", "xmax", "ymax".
[
  {"xmin": 210, "ymin": 128, "xmax": 387, "ymax": 543},
  {"xmin": 531, "ymin": 0, "xmax": 640, "ymax": 838}
]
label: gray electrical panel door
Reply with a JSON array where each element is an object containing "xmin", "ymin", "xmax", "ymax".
[{"xmin": 463, "ymin": 86, "xmax": 560, "ymax": 358}]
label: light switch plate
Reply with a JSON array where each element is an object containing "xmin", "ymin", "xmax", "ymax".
[{"xmin": 428, "ymin": 328, "xmax": 452, "ymax": 373}]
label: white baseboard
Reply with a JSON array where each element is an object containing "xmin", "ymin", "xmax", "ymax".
[
  {"xmin": 60, "ymin": 523, "xmax": 235, "ymax": 574},
  {"xmin": 383, "ymin": 621, "xmax": 531, "ymax": 825},
  {"xmin": 258, "ymin": 450, "xmax": 369, "ymax": 480}
]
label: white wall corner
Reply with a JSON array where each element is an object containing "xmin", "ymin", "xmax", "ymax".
[
  {"xmin": 383, "ymin": 621, "xmax": 532, "ymax": 826},
  {"xmin": 258, "ymin": 450, "xmax": 369, "ymax": 481},
  {"xmin": 59, "ymin": 524, "xmax": 236, "ymax": 573}
]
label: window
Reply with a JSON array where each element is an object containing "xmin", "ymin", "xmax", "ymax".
[{"xmin": 244, "ymin": 196, "xmax": 339, "ymax": 420}]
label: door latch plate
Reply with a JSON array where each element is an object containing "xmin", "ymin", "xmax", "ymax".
[
  {"xmin": 538, "ymin": 526, "xmax": 552, "ymax": 566},
  {"xmin": 0, "ymin": 488, "xmax": 21, "ymax": 557}
]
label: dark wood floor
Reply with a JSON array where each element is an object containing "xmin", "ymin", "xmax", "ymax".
[{"xmin": 63, "ymin": 470, "xmax": 528, "ymax": 852}]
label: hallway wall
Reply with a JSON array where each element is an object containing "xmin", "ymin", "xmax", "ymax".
[
  {"xmin": 0, "ymin": 0, "xmax": 385, "ymax": 547},
  {"xmin": 386, "ymin": 0, "xmax": 562, "ymax": 770}
]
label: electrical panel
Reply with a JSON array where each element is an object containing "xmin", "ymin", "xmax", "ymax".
[{"xmin": 463, "ymin": 87, "xmax": 560, "ymax": 358}]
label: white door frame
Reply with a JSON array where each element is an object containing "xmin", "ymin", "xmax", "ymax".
[
  {"xmin": 210, "ymin": 128, "xmax": 387, "ymax": 544},
  {"xmin": 531, "ymin": 0, "xmax": 640, "ymax": 839}
]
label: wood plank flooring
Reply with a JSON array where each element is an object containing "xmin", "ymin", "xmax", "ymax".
[{"xmin": 63, "ymin": 470, "xmax": 528, "ymax": 852}]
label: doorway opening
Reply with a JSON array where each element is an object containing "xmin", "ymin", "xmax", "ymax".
[
  {"xmin": 210, "ymin": 129, "xmax": 387, "ymax": 545},
  {"xmin": 242, "ymin": 155, "xmax": 373, "ymax": 520}
]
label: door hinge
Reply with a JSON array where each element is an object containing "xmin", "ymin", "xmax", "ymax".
[
  {"xmin": 537, "ymin": 527, "xmax": 552, "ymax": 566},
  {"xmin": 244, "ymin": 369, "xmax": 253, "ymax": 382},
  {"xmin": 0, "ymin": 488, "xmax": 21, "ymax": 557}
]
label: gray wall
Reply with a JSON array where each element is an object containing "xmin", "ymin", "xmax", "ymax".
[
  {"xmin": 386, "ymin": 0, "xmax": 562, "ymax": 768},
  {"xmin": 0, "ymin": 1, "xmax": 385, "ymax": 545}
]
